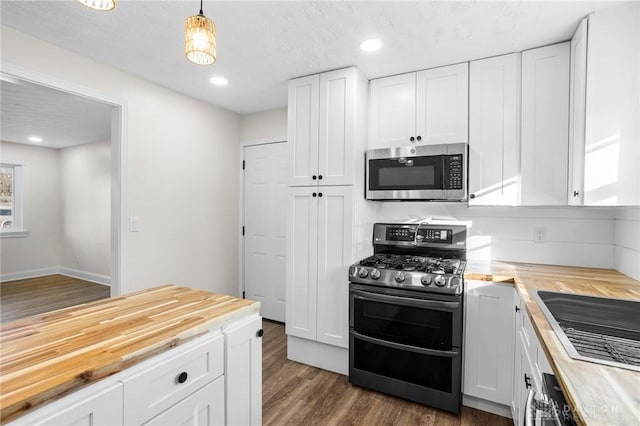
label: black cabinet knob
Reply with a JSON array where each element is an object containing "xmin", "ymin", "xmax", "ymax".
[
  {"xmin": 416, "ymin": 136, "xmax": 422, "ymax": 141},
  {"xmin": 177, "ymin": 372, "xmax": 188, "ymax": 384},
  {"xmin": 318, "ymin": 192, "xmax": 323, "ymax": 197},
  {"xmin": 312, "ymin": 175, "xmax": 317, "ymax": 180},
  {"xmin": 318, "ymin": 175, "xmax": 323, "ymax": 180},
  {"xmin": 256, "ymin": 329, "xmax": 264, "ymax": 338},
  {"xmin": 409, "ymin": 136, "xmax": 415, "ymax": 142},
  {"xmin": 469, "ymin": 194, "xmax": 476, "ymax": 199},
  {"xmin": 524, "ymin": 373, "xmax": 532, "ymax": 389},
  {"xmin": 312, "ymin": 193, "xmax": 317, "ymax": 197}
]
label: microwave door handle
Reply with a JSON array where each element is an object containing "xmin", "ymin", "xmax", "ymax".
[
  {"xmin": 351, "ymin": 330, "xmax": 459, "ymax": 358},
  {"xmin": 351, "ymin": 289, "xmax": 459, "ymax": 310}
]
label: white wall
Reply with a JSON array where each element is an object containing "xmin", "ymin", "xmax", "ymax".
[
  {"xmin": 2, "ymin": 26, "xmax": 242, "ymax": 296},
  {"xmin": 240, "ymin": 108, "xmax": 287, "ymax": 142},
  {"xmin": 614, "ymin": 207, "xmax": 640, "ymax": 280},
  {"xmin": 0, "ymin": 142, "xmax": 62, "ymax": 276},
  {"xmin": 60, "ymin": 141, "xmax": 111, "ymax": 278}
]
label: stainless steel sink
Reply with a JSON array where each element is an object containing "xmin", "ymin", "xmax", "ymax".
[{"xmin": 532, "ymin": 290, "xmax": 640, "ymax": 372}]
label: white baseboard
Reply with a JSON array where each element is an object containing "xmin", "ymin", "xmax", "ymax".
[
  {"xmin": 1, "ymin": 266, "xmax": 110, "ymax": 286},
  {"xmin": 0, "ymin": 267, "xmax": 59, "ymax": 283},
  {"xmin": 287, "ymin": 335, "xmax": 348, "ymax": 375},
  {"xmin": 463, "ymin": 394, "xmax": 513, "ymax": 419}
]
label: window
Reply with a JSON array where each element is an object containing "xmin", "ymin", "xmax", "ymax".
[{"xmin": 0, "ymin": 161, "xmax": 27, "ymax": 237}]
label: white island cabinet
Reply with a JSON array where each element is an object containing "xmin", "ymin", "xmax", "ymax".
[{"xmin": 8, "ymin": 314, "xmax": 262, "ymax": 426}]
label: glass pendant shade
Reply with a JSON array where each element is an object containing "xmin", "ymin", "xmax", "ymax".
[
  {"xmin": 185, "ymin": 14, "xmax": 217, "ymax": 65},
  {"xmin": 75, "ymin": 0, "xmax": 116, "ymax": 11}
]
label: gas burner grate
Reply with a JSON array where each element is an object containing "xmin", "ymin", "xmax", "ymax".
[{"xmin": 561, "ymin": 326, "xmax": 640, "ymax": 367}]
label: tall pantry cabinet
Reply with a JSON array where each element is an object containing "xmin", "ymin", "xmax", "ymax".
[{"xmin": 286, "ymin": 67, "xmax": 371, "ymax": 375}]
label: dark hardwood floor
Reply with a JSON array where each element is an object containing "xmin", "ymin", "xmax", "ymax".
[
  {"xmin": 0, "ymin": 274, "xmax": 110, "ymax": 323},
  {"xmin": 262, "ymin": 320, "xmax": 512, "ymax": 426}
]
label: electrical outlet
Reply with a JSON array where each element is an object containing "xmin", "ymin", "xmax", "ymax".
[
  {"xmin": 534, "ymin": 226, "xmax": 546, "ymax": 243},
  {"xmin": 129, "ymin": 216, "xmax": 140, "ymax": 232}
]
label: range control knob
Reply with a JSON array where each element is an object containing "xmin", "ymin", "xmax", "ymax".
[
  {"xmin": 434, "ymin": 275, "xmax": 446, "ymax": 287},
  {"xmin": 370, "ymin": 269, "xmax": 381, "ymax": 280},
  {"xmin": 394, "ymin": 271, "xmax": 406, "ymax": 283},
  {"xmin": 421, "ymin": 274, "xmax": 433, "ymax": 286},
  {"xmin": 358, "ymin": 268, "xmax": 369, "ymax": 278},
  {"xmin": 449, "ymin": 276, "xmax": 461, "ymax": 288}
]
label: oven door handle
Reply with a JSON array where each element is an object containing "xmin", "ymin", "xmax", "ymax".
[
  {"xmin": 351, "ymin": 330, "xmax": 459, "ymax": 358},
  {"xmin": 351, "ymin": 289, "xmax": 459, "ymax": 310}
]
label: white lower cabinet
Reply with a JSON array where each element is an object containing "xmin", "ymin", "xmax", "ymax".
[
  {"xmin": 223, "ymin": 314, "xmax": 262, "ymax": 426},
  {"xmin": 463, "ymin": 281, "xmax": 515, "ymax": 412},
  {"xmin": 143, "ymin": 377, "xmax": 225, "ymax": 426},
  {"xmin": 9, "ymin": 317, "xmax": 262, "ymax": 426}
]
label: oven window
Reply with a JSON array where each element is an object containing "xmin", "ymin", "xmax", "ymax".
[
  {"xmin": 352, "ymin": 297, "xmax": 454, "ymax": 349},
  {"xmin": 369, "ymin": 156, "xmax": 444, "ymax": 190},
  {"xmin": 353, "ymin": 337, "xmax": 453, "ymax": 393}
]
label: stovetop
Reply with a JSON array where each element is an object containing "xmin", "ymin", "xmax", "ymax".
[{"xmin": 348, "ymin": 222, "xmax": 468, "ymax": 295}]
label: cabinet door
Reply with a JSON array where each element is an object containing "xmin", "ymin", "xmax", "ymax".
[
  {"xmin": 463, "ymin": 281, "xmax": 515, "ymax": 405},
  {"xmin": 13, "ymin": 383, "xmax": 123, "ymax": 426},
  {"xmin": 416, "ymin": 63, "xmax": 469, "ymax": 145},
  {"xmin": 285, "ymin": 187, "xmax": 318, "ymax": 340},
  {"xmin": 224, "ymin": 314, "xmax": 262, "ymax": 426},
  {"xmin": 568, "ymin": 18, "xmax": 588, "ymax": 206},
  {"xmin": 521, "ymin": 43, "xmax": 570, "ymax": 205},
  {"xmin": 143, "ymin": 377, "xmax": 224, "ymax": 426},
  {"xmin": 318, "ymin": 68, "xmax": 354, "ymax": 186},
  {"xmin": 288, "ymin": 74, "xmax": 320, "ymax": 186},
  {"xmin": 511, "ymin": 294, "xmax": 523, "ymax": 422},
  {"xmin": 368, "ymin": 73, "xmax": 416, "ymax": 149},
  {"xmin": 469, "ymin": 53, "xmax": 520, "ymax": 205},
  {"xmin": 316, "ymin": 186, "xmax": 353, "ymax": 348}
]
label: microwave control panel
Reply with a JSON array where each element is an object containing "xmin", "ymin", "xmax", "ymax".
[{"xmin": 445, "ymin": 155, "xmax": 463, "ymax": 190}]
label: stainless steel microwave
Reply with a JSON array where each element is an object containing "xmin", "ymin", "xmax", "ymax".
[{"xmin": 365, "ymin": 143, "xmax": 467, "ymax": 201}]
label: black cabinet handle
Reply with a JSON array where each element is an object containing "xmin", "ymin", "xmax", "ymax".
[
  {"xmin": 312, "ymin": 175, "xmax": 317, "ymax": 180},
  {"xmin": 524, "ymin": 373, "xmax": 532, "ymax": 389},
  {"xmin": 318, "ymin": 192, "xmax": 323, "ymax": 197},
  {"xmin": 573, "ymin": 190, "xmax": 579, "ymax": 197},
  {"xmin": 416, "ymin": 136, "xmax": 422, "ymax": 141},
  {"xmin": 469, "ymin": 194, "xmax": 476, "ymax": 199},
  {"xmin": 409, "ymin": 136, "xmax": 415, "ymax": 142},
  {"xmin": 515, "ymin": 306, "xmax": 520, "ymax": 312},
  {"xmin": 256, "ymin": 329, "xmax": 264, "ymax": 338},
  {"xmin": 313, "ymin": 193, "xmax": 317, "ymax": 197},
  {"xmin": 318, "ymin": 175, "xmax": 323, "ymax": 180},
  {"xmin": 177, "ymin": 372, "xmax": 188, "ymax": 384}
]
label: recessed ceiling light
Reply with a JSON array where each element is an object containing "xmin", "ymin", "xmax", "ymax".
[
  {"xmin": 360, "ymin": 39, "xmax": 382, "ymax": 52},
  {"xmin": 28, "ymin": 136, "xmax": 43, "ymax": 143},
  {"xmin": 209, "ymin": 76, "xmax": 228, "ymax": 86}
]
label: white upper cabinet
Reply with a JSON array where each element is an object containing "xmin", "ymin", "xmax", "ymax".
[
  {"xmin": 288, "ymin": 67, "xmax": 367, "ymax": 186},
  {"xmin": 468, "ymin": 53, "xmax": 520, "ymax": 205},
  {"xmin": 416, "ymin": 63, "xmax": 469, "ymax": 145},
  {"xmin": 368, "ymin": 73, "xmax": 416, "ymax": 149},
  {"xmin": 582, "ymin": 2, "xmax": 640, "ymax": 205},
  {"xmin": 568, "ymin": 18, "xmax": 588, "ymax": 206},
  {"xmin": 368, "ymin": 63, "xmax": 468, "ymax": 149},
  {"xmin": 520, "ymin": 42, "xmax": 570, "ymax": 205}
]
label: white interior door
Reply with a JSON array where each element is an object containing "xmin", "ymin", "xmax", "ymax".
[{"xmin": 243, "ymin": 142, "xmax": 288, "ymax": 322}]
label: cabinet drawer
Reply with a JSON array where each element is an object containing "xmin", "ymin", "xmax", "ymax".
[{"xmin": 122, "ymin": 332, "xmax": 224, "ymax": 425}]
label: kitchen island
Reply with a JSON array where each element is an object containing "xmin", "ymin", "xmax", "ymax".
[
  {"xmin": 466, "ymin": 262, "xmax": 640, "ymax": 426},
  {"xmin": 0, "ymin": 285, "xmax": 261, "ymax": 425}
]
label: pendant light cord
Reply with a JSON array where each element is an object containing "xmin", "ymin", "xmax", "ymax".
[{"xmin": 199, "ymin": 0, "xmax": 204, "ymax": 16}]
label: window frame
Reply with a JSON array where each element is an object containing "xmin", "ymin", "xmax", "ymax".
[{"xmin": 0, "ymin": 160, "xmax": 28, "ymax": 238}]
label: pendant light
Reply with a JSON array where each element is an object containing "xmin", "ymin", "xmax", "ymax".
[
  {"xmin": 185, "ymin": 0, "xmax": 217, "ymax": 65},
  {"xmin": 75, "ymin": 0, "xmax": 116, "ymax": 11}
]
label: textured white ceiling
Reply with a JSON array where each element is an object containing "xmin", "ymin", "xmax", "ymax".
[
  {"xmin": 1, "ymin": 78, "xmax": 113, "ymax": 148},
  {"xmin": 0, "ymin": 0, "xmax": 623, "ymax": 115}
]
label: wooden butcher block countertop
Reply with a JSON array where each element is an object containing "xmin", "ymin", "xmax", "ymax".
[
  {"xmin": 466, "ymin": 261, "xmax": 640, "ymax": 426},
  {"xmin": 0, "ymin": 285, "xmax": 259, "ymax": 423}
]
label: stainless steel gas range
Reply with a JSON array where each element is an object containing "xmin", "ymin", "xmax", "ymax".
[{"xmin": 348, "ymin": 222, "xmax": 467, "ymax": 414}]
